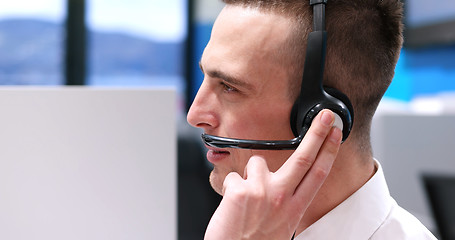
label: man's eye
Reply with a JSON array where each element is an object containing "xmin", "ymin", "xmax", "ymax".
[{"xmin": 221, "ymin": 82, "xmax": 237, "ymax": 93}]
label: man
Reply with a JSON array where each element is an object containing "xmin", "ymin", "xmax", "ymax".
[{"xmin": 187, "ymin": 0, "xmax": 437, "ymax": 239}]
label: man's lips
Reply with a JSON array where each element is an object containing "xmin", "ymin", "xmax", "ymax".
[{"xmin": 205, "ymin": 145, "xmax": 230, "ymax": 163}]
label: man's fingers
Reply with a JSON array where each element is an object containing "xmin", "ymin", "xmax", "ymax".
[
  {"xmin": 275, "ymin": 110, "xmax": 337, "ymax": 191},
  {"xmin": 244, "ymin": 155, "xmax": 269, "ymax": 180},
  {"xmin": 293, "ymin": 126, "xmax": 341, "ymax": 200},
  {"xmin": 222, "ymin": 172, "xmax": 244, "ymax": 196},
  {"xmin": 223, "ymin": 156, "xmax": 269, "ymax": 196}
]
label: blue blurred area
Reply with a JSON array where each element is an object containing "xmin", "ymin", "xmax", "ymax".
[
  {"xmin": 386, "ymin": 45, "xmax": 455, "ymax": 101},
  {"xmin": 190, "ymin": 23, "xmax": 213, "ymax": 101}
]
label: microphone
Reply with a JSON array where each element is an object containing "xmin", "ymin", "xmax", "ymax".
[
  {"xmin": 202, "ymin": 133, "xmax": 304, "ymax": 150},
  {"xmin": 201, "ymin": 112, "xmax": 344, "ymax": 150},
  {"xmin": 201, "ymin": 123, "xmax": 309, "ymax": 150}
]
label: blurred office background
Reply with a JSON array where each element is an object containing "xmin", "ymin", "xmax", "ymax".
[{"xmin": 0, "ymin": 0, "xmax": 454, "ymax": 239}]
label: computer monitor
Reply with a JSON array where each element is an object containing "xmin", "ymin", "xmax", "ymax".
[
  {"xmin": 423, "ymin": 174, "xmax": 455, "ymax": 240},
  {"xmin": 0, "ymin": 87, "xmax": 176, "ymax": 240},
  {"xmin": 371, "ymin": 109, "xmax": 455, "ymax": 231}
]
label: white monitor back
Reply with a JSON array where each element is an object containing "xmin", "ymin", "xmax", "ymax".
[
  {"xmin": 372, "ymin": 99, "xmax": 455, "ymax": 232},
  {"xmin": 0, "ymin": 87, "xmax": 176, "ymax": 240}
]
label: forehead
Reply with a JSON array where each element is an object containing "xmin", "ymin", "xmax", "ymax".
[
  {"xmin": 207, "ymin": 5, "xmax": 293, "ymax": 58},
  {"xmin": 201, "ymin": 5, "xmax": 294, "ymax": 88}
]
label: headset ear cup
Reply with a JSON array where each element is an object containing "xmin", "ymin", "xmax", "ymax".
[
  {"xmin": 324, "ymin": 87, "xmax": 354, "ymax": 120},
  {"xmin": 324, "ymin": 87, "xmax": 354, "ymax": 140},
  {"xmin": 290, "ymin": 88, "xmax": 354, "ymax": 139}
]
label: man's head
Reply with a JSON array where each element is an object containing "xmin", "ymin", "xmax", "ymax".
[
  {"xmin": 187, "ymin": 0, "xmax": 403, "ymax": 194},
  {"xmin": 220, "ymin": 0, "xmax": 404, "ymax": 149}
]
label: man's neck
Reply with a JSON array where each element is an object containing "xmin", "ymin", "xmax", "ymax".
[{"xmin": 295, "ymin": 141, "xmax": 376, "ymax": 233}]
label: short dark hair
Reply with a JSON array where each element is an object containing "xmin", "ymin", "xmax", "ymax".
[{"xmin": 221, "ymin": 0, "xmax": 404, "ymax": 151}]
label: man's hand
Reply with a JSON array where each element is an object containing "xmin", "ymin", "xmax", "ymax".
[{"xmin": 204, "ymin": 110, "xmax": 343, "ymax": 240}]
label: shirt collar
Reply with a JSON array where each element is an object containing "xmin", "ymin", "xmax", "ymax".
[{"xmin": 295, "ymin": 159, "xmax": 392, "ymax": 240}]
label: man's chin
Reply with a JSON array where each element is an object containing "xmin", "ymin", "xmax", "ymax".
[{"xmin": 209, "ymin": 170, "xmax": 225, "ymax": 196}]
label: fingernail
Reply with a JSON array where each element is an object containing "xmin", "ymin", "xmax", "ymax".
[
  {"xmin": 330, "ymin": 127, "xmax": 343, "ymax": 143},
  {"xmin": 321, "ymin": 111, "xmax": 334, "ymax": 127}
]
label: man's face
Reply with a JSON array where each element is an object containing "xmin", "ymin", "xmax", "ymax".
[{"xmin": 187, "ymin": 5, "xmax": 296, "ymax": 195}]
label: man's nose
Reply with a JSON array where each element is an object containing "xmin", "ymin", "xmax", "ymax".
[{"xmin": 187, "ymin": 83, "xmax": 219, "ymax": 131}]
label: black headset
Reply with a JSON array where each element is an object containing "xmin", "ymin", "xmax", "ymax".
[{"xmin": 202, "ymin": 0, "xmax": 353, "ymax": 150}]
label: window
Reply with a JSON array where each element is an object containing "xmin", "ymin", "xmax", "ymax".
[
  {"xmin": 0, "ymin": 0, "xmax": 66, "ymax": 85},
  {"xmin": 87, "ymin": 0, "xmax": 188, "ymax": 109}
]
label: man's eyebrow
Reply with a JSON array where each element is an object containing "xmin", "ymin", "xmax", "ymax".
[{"xmin": 199, "ymin": 61, "xmax": 254, "ymax": 91}]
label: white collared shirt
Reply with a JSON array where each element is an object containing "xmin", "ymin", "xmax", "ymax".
[{"xmin": 295, "ymin": 160, "xmax": 437, "ymax": 240}]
